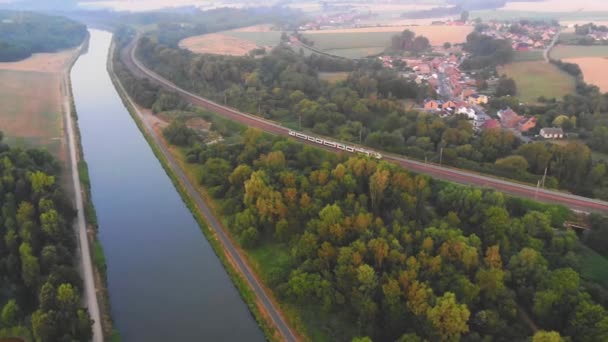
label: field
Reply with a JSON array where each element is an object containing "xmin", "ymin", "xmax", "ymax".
[
  {"xmin": 497, "ymin": 61, "xmax": 576, "ymax": 103},
  {"xmin": 0, "ymin": 50, "xmax": 75, "ymax": 160},
  {"xmin": 551, "ymin": 45, "xmax": 608, "ymax": 59},
  {"xmin": 302, "ymin": 25, "xmax": 473, "ymax": 58},
  {"xmin": 564, "ymin": 57, "xmax": 608, "ymax": 91},
  {"xmin": 513, "ymin": 50, "xmax": 544, "ymax": 62},
  {"xmin": 179, "ymin": 25, "xmax": 282, "ymax": 56},
  {"xmin": 319, "ymin": 72, "xmax": 349, "ymax": 84}
]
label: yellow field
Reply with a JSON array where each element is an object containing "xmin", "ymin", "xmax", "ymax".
[
  {"xmin": 498, "ymin": 61, "xmax": 576, "ymax": 103},
  {"xmin": 564, "ymin": 57, "xmax": 608, "ymax": 91},
  {"xmin": 501, "ymin": 0, "xmax": 608, "ymax": 12},
  {"xmin": 304, "ymin": 25, "xmax": 473, "ymax": 46},
  {"xmin": 0, "ymin": 49, "xmax": 76, "ymax": 160},
  {"xmin": 179, "ymin": 33, "xmax": 259, "ymax": 56}
]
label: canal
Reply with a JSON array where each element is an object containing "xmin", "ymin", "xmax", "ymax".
[{"xmin": 70, "ymin": 29, "xmax": 265, "ymax": 341}]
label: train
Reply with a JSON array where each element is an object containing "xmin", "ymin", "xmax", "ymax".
[{"xmin": 288, "ymin": 130, "xmax": 383, "ymax": 159}]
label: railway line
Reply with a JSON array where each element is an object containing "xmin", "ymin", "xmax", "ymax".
[{"xmin": 124, "ymin": 36, "xmax": 608, "ymax": 215}]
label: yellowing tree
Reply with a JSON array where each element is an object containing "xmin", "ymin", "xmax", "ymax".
[{"xmin": 426, "ymin": 292, "xmax": 470, "ymax": 341}]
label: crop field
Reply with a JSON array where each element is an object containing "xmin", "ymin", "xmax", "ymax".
[
  {"xmin": 497, "ymin": 61, "xmax": 576, "ymax": 103},
  {"xmin": 319, "ymin": 72, "xmax": 349, "ymax": 84},
  {"xmin": 0, "ymin": 49, "xmax": 74, "ymax": 160},
  {"xmin": 0, "ymin": 70, "xmax": 64, "ymax": 158},
  {"xmin": 179, "ymin": 33, "xmax": 260, "ymax": 56},
  {"xmin": 551, "ymin": 45, "xmax": 608, "ymax": 59},
  {"xmin": 471, "ymin": 10, "xmax": 608, "ymax": 23},
  {"xmin": 564, "ymin": 57, "xmax": 608, "ymax": 91}
]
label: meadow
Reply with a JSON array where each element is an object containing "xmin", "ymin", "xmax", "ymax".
[
  {"xmin": 497, "ymin": 61, "xmax": 576, "ymax": 103},
  {"xmin": 513, "ymin": 50, "xmax": 544, "ymax": 62},
  {"xmin": 551, "ymin": 45, "xmax": 608, "ymax": 59}
]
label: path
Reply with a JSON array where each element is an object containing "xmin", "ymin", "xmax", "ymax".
[
  {"xmin": 62, "ymin": 53, "xmax": 104, "ymax": 341},
  {"xmin": 110, "ymin": 40, "xmax": 298, "ymax": 342},
  {"xmin": 544, "ymin": 28, "xmax": 561, "ymax": 62}
]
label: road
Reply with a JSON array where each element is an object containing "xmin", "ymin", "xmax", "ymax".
[
  {"xmin": 122, "ymin": 37, "xmax": 608, "ymax": 214},
  {"xmin": 544, "ymin": 28, "xmax": 561, "ymax": 62},
  {"xmin": 62, "ymin": 64, "xmax": 104, "ymax": 341},
  {"xmin": 112, "ymin": 41, "xmax": 298, "ymax": 342}
]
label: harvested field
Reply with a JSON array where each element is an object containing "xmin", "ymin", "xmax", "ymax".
[
  {"xmin": 564, "ymin": 57, "xmax": 608, "ymax": 91},
  {"xmin": 551, "ymin": 45, "xmax": 608, "ymax": 59},
  {"xmin": 303, "ymin": 25, "xmax": 473, "ymax": 46},
  {"xmin": 0, "ymin": 49, "xmax": 76, "ymax": 73},
  {"xmin": 497, "ymin": 61, "xmax": 576, "ymax": 103},
  {"xmin": 319, "ymin": 72, "xmax": 349, "ymax": 84},
  {"xmin": 179, "ymin": 33, "xmax": 259, "ymax": 56},
  {"xmin": 501, "ymin": 0, "xmax": 608, "ymax": 12},
  {"xmin": 231, "ymin": 24, "xmax": 275, "ymax": 32},
  {"xmin": 0, "ymin": 49, "xmax": 74, "ymax": 160}
]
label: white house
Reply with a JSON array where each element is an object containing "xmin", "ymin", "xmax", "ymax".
[
  {"xmin": 540, "ymin": 127, "xmax": 564, "ymax": 139},
  {"xmin": 456, "ymin": 106, "xmax": 477, "ymax": 120}
]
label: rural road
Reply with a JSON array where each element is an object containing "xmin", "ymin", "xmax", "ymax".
[
  {"xmin": 63, "ymin": 71, "xmax": 103, "ymax": 341},
  {"xmin": 112, "ymin": 41, "xmax": 299, "ymax": 342},
  {"xmin": 123, "ymin": 36, "xmax": 608, "ymax": 214},
  {"xmin": 544, "ymin": 28, "xmax": 561, "ymax": 62}
]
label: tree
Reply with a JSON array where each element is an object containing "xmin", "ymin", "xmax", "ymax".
[
  {"xmin": 1, "ymin": 299, "xmax": 19, "ymax": 327},
  {"xmin": 495, "ymin": 155, "xmax": 529, "ymax": 174},
  {"xmin": 460, "ymin": 11, "xmax": 470, "ymax": 22},
  {"xmin": 443, "ymin": 42, "xmax": 452, "ymax": 49},
  {"xmin": 532, "ymin": 331, "xmax": 564, "ymax": 342},
  {"xmin": 426, "ymin": 292, "xmax": 470, "ymax": 341},
  {"xmin": 496, "ymin": 77, "xmax": 517, "ymax": 97}
]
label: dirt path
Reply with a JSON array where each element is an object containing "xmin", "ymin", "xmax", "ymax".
[{"xmin": 62, "ymin": 46, "xmax": 104, "ymax": 342}]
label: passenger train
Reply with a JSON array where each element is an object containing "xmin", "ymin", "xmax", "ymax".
[{"xmin": 288, "ymin": 130, "xmax": 383, "ymax": 159}]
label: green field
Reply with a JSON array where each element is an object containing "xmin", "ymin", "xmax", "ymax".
[
  {"xmin": 498, "ymin": 61, "xmax": 576, "ymax": 103},
  {"xmin": 513, "ymin": 50, "xmax": 544, "ymax": 62},
  {"xmin": 551, "ymin": 45, "xmax": 608, "ymax": 59},
  {"xmin": 303, "ymin": 32, "xmax": 393, "ymax": 50}
]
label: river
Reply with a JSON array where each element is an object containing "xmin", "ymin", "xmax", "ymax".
[{"xmin": 70, "ymin": 29, "xmax": 265, "ymax": 341}]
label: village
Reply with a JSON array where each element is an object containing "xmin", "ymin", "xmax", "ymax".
[{"xmin": 479, "ymin": 20, "xmax": 559, "ymax": 51}]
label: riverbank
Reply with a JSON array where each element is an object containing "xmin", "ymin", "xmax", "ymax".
[
  {"xmin": 61, "ymin": 33, "xmax": 107, "ymax": 342},
  {"xmin": 64, "ymin": 33, "xmax": 120, "ymax": 341},
  {"xmin": 108, "ymin": 38, "xmax": 291, "ymax": 341}
]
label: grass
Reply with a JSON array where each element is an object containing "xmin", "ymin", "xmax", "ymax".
[
  {"xmin": 319, "ymin": 72, "xmax": 349, "ymax": 84},
  {"xmin": 471, "ymin": 10, "xmax": 608, "ymax": 22},
  {"xmin": 93, "ymin": 240, "xmax": 107, "ymax": 274},
  {"xmin": 579, "ymin": 244, "xmax": 608, "ymax": 288},
  {"xmin": 303, "ymin": 32, "xmax": 393, "ymax": 51},
  {"xmin": 551, "ymin": 45, "xmax": 608, "ymax": 59},
  {"xmin": 497, "ymin": 61, "xmax": 576, "ymax": 103},
  {"xmin": 513, "ymin": 50, "xmax": 544, "ymax": 62}
]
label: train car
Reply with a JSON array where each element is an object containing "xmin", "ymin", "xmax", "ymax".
[{"xmin": 287, "ymin": 130, "xmax": 382, "ymax": 159}]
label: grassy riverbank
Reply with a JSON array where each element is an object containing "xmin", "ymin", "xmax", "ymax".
[{"xmin": 108, "ymin": 39, "xmax": 282, "ymax": 342}]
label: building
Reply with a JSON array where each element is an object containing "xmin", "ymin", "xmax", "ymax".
[
  {"xmin": 424, "ymin": 99, "xmax": 441, "ymax": 111},
  {"xmin": 498, "ymin": 108, "xmax": 523, "ymax": 129},
  {"xmin": 456, "ymin": 106, "xmax": 477, "ymax": 120},
  {"xmin": 540, "ymin": 127, "xmax": 564, "ymax": 139},
  {"xmin": 467, "ymin": 94, "xmax": 489, "ymax": 105},
  {"xmin": 519, "ymin": 117, "xmax": 538, "ymax": 133},
  {"xmin": 482, "ymin": 119, "xmax": 500, "ymax": 130}
]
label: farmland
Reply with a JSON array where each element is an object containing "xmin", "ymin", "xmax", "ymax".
[
  {"xmin": 551, "ymin": 45, "xmax": 608, "ymax": 59},
  {"xmin": 564, "ymin": 57, "xmax": 608, "ymax": 91},
  {"xmin": 0, "ymin": 49, "xmax": 75, "ymax": 160},
  {"xmin": 497, "ymin": 61, "xmax": 576, "ymax": 103},
  {"xmin": 301, "ymin": 25, "xmax": 473, "ymax": 58},
  {"xmin": 179, "ymin": 24, "xmax": 282, "ymax": 56}
]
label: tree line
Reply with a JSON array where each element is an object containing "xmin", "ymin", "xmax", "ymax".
[
  {"xmin": 0, "ymin": 10, "xmax": 87, "ymax": 62},
  {"xmin": 163, "ymin": 125, "xmax": 607, "ymax": 342},
  {"xmin": 0, "ymin": 133, "xmax": 92, "ymax": 340}
]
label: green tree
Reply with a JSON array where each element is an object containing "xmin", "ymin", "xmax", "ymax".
[
  {"xmin": 426, "ymin": 292, "xmax": 470, "ymax": 341},
  {"xmin": 1, "ymin": 299, "xmax": 19, "ymax": 327}
]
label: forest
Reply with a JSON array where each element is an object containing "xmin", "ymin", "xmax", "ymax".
[
  {"xmin": 0, "ymin": 10, "xmax": 87, "ymax": 62},
  {"xmin": 0, "ymin": 134, "xmax": 92, "ymax": 340},
  {"xmin": 162, "ymin": 123, "xmax": 608, "ymax": 341}
]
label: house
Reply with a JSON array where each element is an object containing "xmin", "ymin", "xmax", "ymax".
[
  {"xmin": 424, "ymin": 99, "xmax": 442, "ymax": 111},
  {"xmin": 441, "ymin": 100, "xmax": 457, "ymax": 110},
  {"xmin": 461, "ymin": 88, "xmax": 477, "ymax": 99},
  {"xmin": 482, "ymin": 119, "xmax": 500, "ymax": 130},
  {"xmin": 456, "ymin": 106, "xmax": 477, "ymax": 120},
  {"xmin": 540, "ymin": 127, "xmax": 564, "ymax": 139},
  {"xmin": 498, "ymin": 108, "xmax": 523, "ymax": 128},
  {"xmin": 467, "ymin": 94, "xmax": 489, "ymax": 105},
  {"xmin": 518, "ymin": 117, "xmax": 538, "ymax": 132}
]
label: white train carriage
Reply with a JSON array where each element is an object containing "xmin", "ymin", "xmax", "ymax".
[{"xmin": 287, "ymin": 130, "xmax": 382, "ymax": 159}]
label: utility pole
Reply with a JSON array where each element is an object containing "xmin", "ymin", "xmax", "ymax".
[
  {"xmin": 541, "ymin": 166, "xmax": 548, "ymax": 188},
  {"xmin": 535, "ymin": 180, "xmax": 541, "ymax": 200},
  {"xmin": 439, "ymin": 147, "xmax": 444, "ymax": 165},
  {"xmin": 299, "ymin": 114, "xmax": 302, "ymax": 130},
  {"xmin": 359, "ymin": 126, "xmax": 363, "ymax": 144}
]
